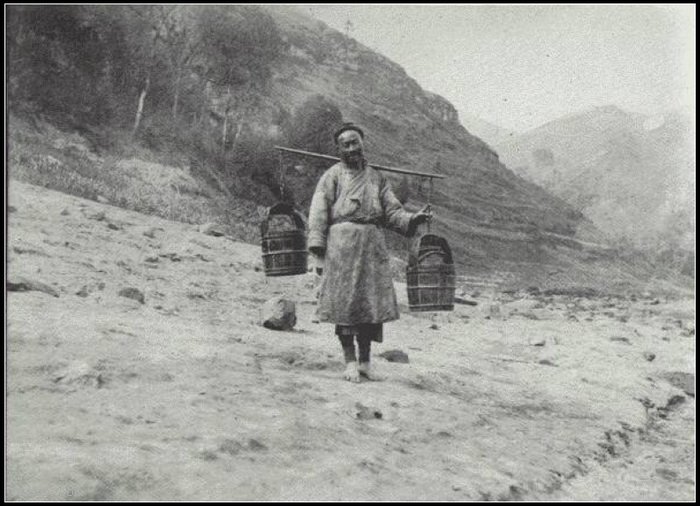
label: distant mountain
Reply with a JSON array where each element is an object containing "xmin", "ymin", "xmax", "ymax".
[
  {"xmin": 495, "ymin": 105, "xmax": 696, "ymax": 255},
  {"xmin": 458, "ymin": 112, "xmax": 517, "ymax": 147}
]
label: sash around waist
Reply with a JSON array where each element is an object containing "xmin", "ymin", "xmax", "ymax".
[{"xmin": 331, "ymin": 216, "xmax": 383, "ymax": 226}]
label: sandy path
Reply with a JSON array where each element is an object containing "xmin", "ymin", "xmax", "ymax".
[{"xmin": 6, "ymin": 181, "xmax": 695, "ymax": 501}]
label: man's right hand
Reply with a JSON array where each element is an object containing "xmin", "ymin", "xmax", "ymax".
[
  {"xmin": 310, "ymin": 247, "xmax": 325, "ymax": 275},
  {"xmin": 309, "ymin": 246, "xmax": 326, "ymax": 257}
]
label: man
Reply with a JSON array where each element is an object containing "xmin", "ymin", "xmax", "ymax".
[{"xmin": 308, "ymin": 123, "xmax": 430, "ymax": 382}]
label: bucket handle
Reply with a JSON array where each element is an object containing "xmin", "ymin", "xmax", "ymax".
[
  {"xmin": 261, "ymin": 202, "xmax": 306, "ymax": 236},
  {"xmin": 417, "ymin": 249, "xmax": 449, "ymax": 265},
  {"xmin": 410, "ymin": 234, "xmax": 452, "ymax": 263},
  {"xmin": 409, "ymin": 233, "xmax": 453, "ymax": 266}
]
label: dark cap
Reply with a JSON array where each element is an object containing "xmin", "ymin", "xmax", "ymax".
[{"xmin": 333, "ymin": 122, "xmax": 364, "ymax": 144}]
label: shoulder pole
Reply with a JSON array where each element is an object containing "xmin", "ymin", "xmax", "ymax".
[{"xmin": 273, "ymin": 145, "xmax": 447, "ymax": 180}]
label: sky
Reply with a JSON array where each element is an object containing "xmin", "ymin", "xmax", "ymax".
[{"xmin": 299, "ymin": 4, "xmax": 696, "ymax": 133}]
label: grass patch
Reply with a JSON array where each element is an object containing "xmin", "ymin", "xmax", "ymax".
[{"xmin": 8, "ymin": 116, "xmax": 263, "ymax": 244}]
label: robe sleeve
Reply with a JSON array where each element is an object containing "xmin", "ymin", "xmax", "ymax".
[
  {"xmin": 380, "ymin": 175, "xmax": 414, "ymax": 236},
  {"xmin": 308, "ymin": 168, "xmax": 335, "ymax": 255}
]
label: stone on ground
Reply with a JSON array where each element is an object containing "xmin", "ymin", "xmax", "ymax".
[{"xmin": 261, "ymin": 297, "xmax": 296, "ymax": 330}]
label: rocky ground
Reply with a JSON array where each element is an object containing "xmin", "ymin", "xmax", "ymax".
[{"xmin": 6, "ymin": 181, "xmax": 696, "ymax": 501}]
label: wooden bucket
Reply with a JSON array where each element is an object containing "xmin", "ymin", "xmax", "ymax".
[
  {"xmin": 260, "ymin": 202, "xmax": 308, "ymax": 277},
  {"xmin": 406, "ymin": 234, "xmax": 455, "ymax": 311}
]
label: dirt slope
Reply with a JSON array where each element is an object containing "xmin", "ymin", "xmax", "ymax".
[{"xmin": 6, "ymin": 181, "xmax": 695, "ymax": 500}]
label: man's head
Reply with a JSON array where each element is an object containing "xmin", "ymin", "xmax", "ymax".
[{"xmin": 334, "ymin": 123, "xmax": 365, "ymax": 166}]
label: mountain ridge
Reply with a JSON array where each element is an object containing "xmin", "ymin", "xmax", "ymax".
[
  {"xmin": 495, "ymin": 105, "xmax": 695, "ymax": 258},
  {"xmin": 457, "ymin": 112, "xmax": 517, "ymax": 147}
]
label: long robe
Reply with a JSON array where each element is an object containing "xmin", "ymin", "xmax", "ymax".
[{"xmin": 308, "ymin": 161, "xmax": 414, "ymax": 332}]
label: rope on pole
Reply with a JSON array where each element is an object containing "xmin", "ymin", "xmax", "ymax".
[
  {"xmin": 278, "ymin": 150, "xmax": 285, "ymax": 201},
  {"xmin": 427, "ymin": 177, "xmax": 434, "ymax": 232}
]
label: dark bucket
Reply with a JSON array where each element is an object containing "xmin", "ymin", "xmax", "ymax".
[
  {"xmin": 406, "ymin": 233, "xmax": 455, "ymax": 311},
  {"xmin": 260, "ymin": 202, "xmax": 308, "ymax": 277}
]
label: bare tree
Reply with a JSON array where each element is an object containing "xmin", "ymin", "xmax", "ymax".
[
  {"xmin": 156, "ymin": 6, "xmax": 202, "ymax": 120},
  {"xmin": 193, "ymin": 6, "xmax": 284, "ymax": 153},
  {"xmin": 123, "ymin": 6, "xmax": 164, "ymax": 137}
]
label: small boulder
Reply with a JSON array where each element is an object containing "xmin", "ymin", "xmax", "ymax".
[
  {"xmin": 7, "ymin": 276, "xmax": 59, "ymax": 297},
  {"xmin": 643, "ymin": 352, "xmax": 656, "ymax": 362},
  {"xmin": 199, "ymin": 223, "xmax": 225, "ymax": 237},
  {"xmin": 378, "ymin": 349, "xmax": 409, "ymax": 363},
  {"xmin": 118, "ymin": 287, "xmax": 145, "ymax": 304},
  {"xmin": 454, "ymin": 296, "xmax": 477, "ymax": 306},
  {"xmin": 218, "ymin": 439, "xmax": 244, "ymax": 456},
  {"xmin": 60, "ymin": 208, "xmax": 70, "ymax": 216},
  {"xmin": 143, "ymin": 227, "xmax": 160, "ymax": 239},
  {"xmin": 261, "ymin": 297, "xmax": 296, "ymax": 330},
  {"xmin": 53, "ymin": 361, "xmax": 104, "ymax": 388},
  {"xmin": 680, "ymin": 321, "xmax": 695, "ymax": 337},
  {"xmin": 97, "ymin": 195, "xmax": 110, "ymax": 204},
  {"xmin": 663, "ymin": 371, "xmax": 695, "ymax": 397},
  {"xmin": 610, "ymin": 336, "xmax": 631, "ymax": 344},
  {"xmin": 9, "ymin": 205, "xmax": 17, "ymax": 213},
  {"xmin": 355, "ymin": 402, "xmax": 383, "ymax": 420},
  {"xmin": 247, "ymin": 438, "xmax": 268, "ymax": 451},
  {"xmin": 88, "ymin": 210, "xmax": 106, "ymax": 221}
]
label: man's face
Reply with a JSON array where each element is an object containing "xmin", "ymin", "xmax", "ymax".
[{"xmin": 337, "ymin": 130, "xmax": 364, "ymax": 165}]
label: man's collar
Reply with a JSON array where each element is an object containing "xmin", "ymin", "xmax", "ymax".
[{"xmin": 341, "ymin": 157, "xmax": 367, "ymax": 171}]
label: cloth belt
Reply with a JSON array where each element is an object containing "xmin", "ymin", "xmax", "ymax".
[{"xmin": 332, "ymin": 216, "xmax": 383, "ymax": 226}]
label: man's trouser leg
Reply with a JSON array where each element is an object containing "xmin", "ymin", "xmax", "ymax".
[
  {"xmin": 338, "ymin": 334, "xmax": 356, "ymax": 363},
  {"xmin": 357, "ymin": 334, "xmax": 372, "ymax": 364}
]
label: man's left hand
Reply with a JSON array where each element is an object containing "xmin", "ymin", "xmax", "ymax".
[
  {"xmin": 412, "ymin": 204, "xmax": 431, "ymax": 225},
  {"xmin": 408, "ymin": 205, "xmax": 431, "ymax": 235}
]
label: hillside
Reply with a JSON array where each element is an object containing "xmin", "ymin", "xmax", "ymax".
[
  {"xmin": 261, "ymin": 5, "xmax": 610, "ymax": 284},
  {"xmin": 6, "ymin": 5, "xmax": 690, "ymax": 292},
  {"xmin": 6, "ymin": 180, "xmax": 696, "ymax": 500},
  {"xmin": 495, "ymin": 106, "xmax": 696, "ymax": 258}
]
